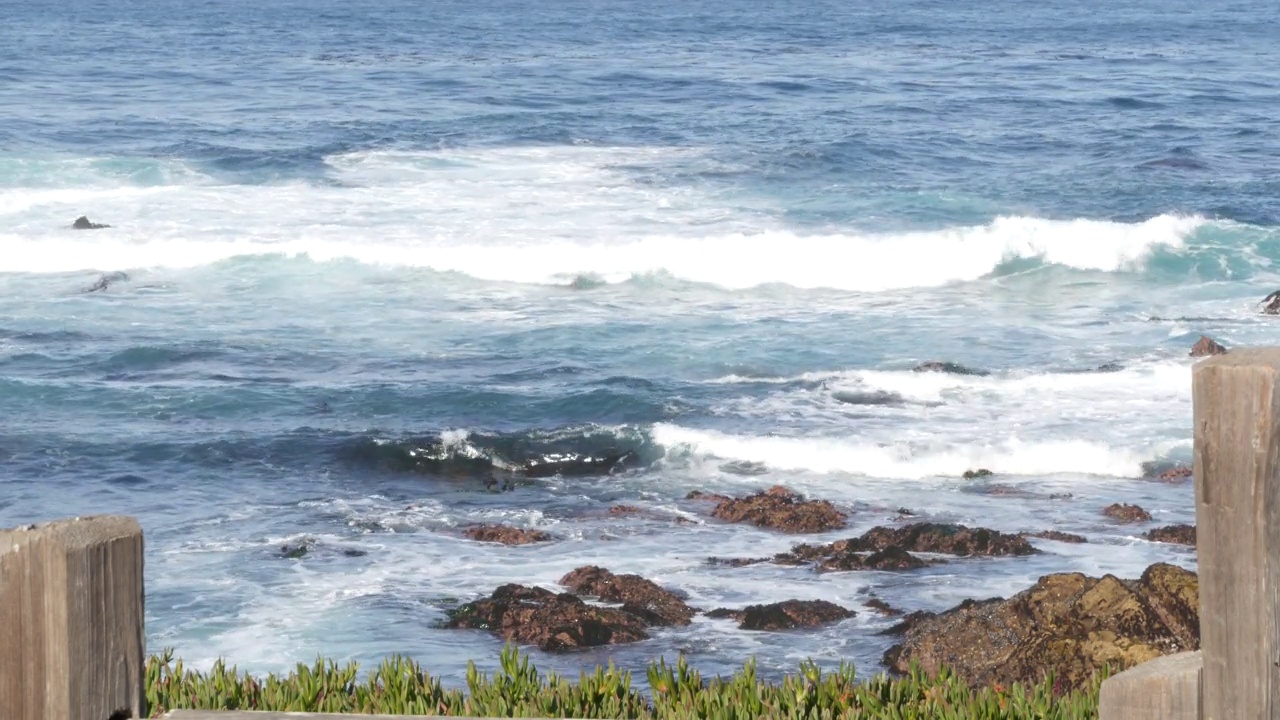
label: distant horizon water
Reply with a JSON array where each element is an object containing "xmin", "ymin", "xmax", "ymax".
[{"xmin": 1, "ymin": 0, "xmax": 1275, "ymax": 685}]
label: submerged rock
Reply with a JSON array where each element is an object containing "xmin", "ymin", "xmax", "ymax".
[
  {"xmin": 83, "ymin": 271, "xmax": 129, "ymax": 293},
  {"xmin": 707, "ymin": 600, "xmax": 854, "ymax": 630},
  {"xmin": 704, "ymin": 485, "xmax": 847, "ymax": 534},
  {"xmin": 865, "ymin": 598, "xmax": 902, "ymax": 616},
  {"xmin": 1145, "ymin": 524, "xmax": 1196, "ymax": 546},
  {"xmin": 72, "ymin": 215, "xmax": 110, "ymax": 230},
  {"xmin": 1103, "ymin": 503, "xmax": 1152, "ymax": 523},
  {"xmin": 559, "ymin": 566, "xmax": 695, "ymax": 626},
  {"xmin": 462, "ymin": 524, "xmax": 554, "ymax": 545},
  {"xmin": 1024, "ymin": 530, "xmax": 1088, "ymax": 544},
  {"xmin": 885, "ymin": 563, "xmax": 1199, "ymax": 691},
  {"xmin": 1190, "ymin": 335, "xmax": 1228, "ymax": 357},
  {"xmin": 444, "ymin": 584, "xmax": 649, "ymax": 652},
  {"xmin": 913, "ymin": 361, "xmax": 990, "ymax": 376},
  {"xmin": 278, "ymin": 537, "xmax": 367, "ymax": 559}
]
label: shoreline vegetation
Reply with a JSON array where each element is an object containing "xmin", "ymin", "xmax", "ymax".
[{"xmin": 145, "ymin": 645, "xmax": 1104, "ymax": 719}]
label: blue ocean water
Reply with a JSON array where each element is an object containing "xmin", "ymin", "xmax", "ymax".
[{"xmin": 2, "ymin": 0, "xmax": 1277, "ymax": 683}]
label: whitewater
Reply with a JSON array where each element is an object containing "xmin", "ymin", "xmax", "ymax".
[{"xmin": 3, "ymin": 0, "xmax": 1278, "ymax": 687}]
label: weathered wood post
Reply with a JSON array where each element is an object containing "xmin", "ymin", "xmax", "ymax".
[
  {"xmin": 1101, "ymin": 348, "xmax": 1280, "ymax": 719},
  {"xmin": 0, "ymin": 515, "xmax": 146, "ymax": 720}
]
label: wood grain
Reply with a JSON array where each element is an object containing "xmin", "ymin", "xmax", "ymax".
[{"xmin": 0, "ymin": 516, "xmax": 145, "ymax": 720}]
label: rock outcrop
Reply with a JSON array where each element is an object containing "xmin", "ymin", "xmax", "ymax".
[
  {"xmin": 885, "ymin": 563, "xmax": 1199, "ymax": 691},
  {"xmin": 707, "ymin": 600, "xmax": 854, "ymax": 630},
  {"xmin": 1190, "ymin": 336, "xmax": 1228, "ymax": 357},
  {"xmin": 913, "ymin": 361, "xmax": 990, "ymax": 376},
  {"xmin": 1024, "ymin": 530, "xmax": 1088, "ymax": 544},
  {"xmin": 462, "ymin": 524, "xmax": 554, "ymax": 545},
  {"xmin": 1261, "ymin": 290, "xmax": 1280, "ymax": 315},
  {"xmin": 444, "ymin": 584, "xmax": 650, "ymax": 651},
  {"xmin": 774, "ymin": 523, "xmax": 1037, "ymax": 572},
  {"xmin": 72, "ymin": 215, "xmax": 110, "ymax": 230},
  {"xmin": 691, "ymin": 486, "xmax": 847, "ymax": 533},
  {"xmin": 559, "ymin": 566, "xmax": 695, "ymax": 626},
  {"xmin": 1145, "ymin": 524, "xmax": 1195, "ymax": 546},
  {"xmin": 1103, "ymin": 503, "xmax": 1152, "ymax": 523}
]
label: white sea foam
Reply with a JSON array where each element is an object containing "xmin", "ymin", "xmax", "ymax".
[
  {"xmin": 651, "ymin": 422, "xmax": 1160, "ymax": 479},
  {"xmin": 0, "ymin": 147, "xmax": 1206, "ymax": 290}
]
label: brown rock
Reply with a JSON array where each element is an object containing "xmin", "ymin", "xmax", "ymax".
[
  {"xmin": 444, "ymin": 584, "xmax": 649, "ymax": 651},
  {"xmin": 607, "ymin": 504, "xmax": 643, "ymax": 516},
  {"xmin": 707, "ymin": 599, "xmax": 854, "ymax": 630},
  {"xmin": 559, "ymin": 566, "xmax": 695, "ymax": 626},
  {"xmin": 707, "ymin": 556, "xmax": 770, "ymax": 567},
  {"xmin": 818, "ymin": 545, "xmax": 931, "ymax": 572},
  {"xmin": 1190, "ymin": 335, "xmax": 1228, "ymax": 357},
  {"xmin": 857, "ymin": 523, "xmax": 1039, "ymax": 557},
  {"xmin": 462, "ymin": 524, "xmax": 553, "ymax": 545},
  {"xmin": 686, "ymin": 490, "xmax": 731, "ymax": 503},
  {"xmin": 1145, "ymin": 524, "xmax": 1196, "ymax": 546},
  {"xmin": 1103, "ymin": 503, "xmax": 1152, "ymax": 523},
  {"xmin": 865, "ymin": 598, "xmax": 903, "ymax": 616},
  {"xmin": 1157, "ymin": 465, "xmax": 1193, "ymax": 482},
  {"xmin": 1025, "ymin": 530, "xmax": 1088, "ymax": 544},
  {"xmin": 706, "ymin": 485, "xmax": 847, "ymax": 533},
  {"xmin": 775, "ymin": 523, "xmax": 1037, "ymax": 571},
  {"xmin": 885, "ymin": 563, "xmax": 1199, "ymax": 691}
]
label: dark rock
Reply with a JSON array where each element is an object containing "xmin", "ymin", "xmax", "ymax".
[
  {"xmin": 775, "ymin": 523, "xmax": 1037, "ymax": 571},
  {"xmin": 1094, "ymin": 363, "xmax": 1125, "ymax": 373},
  {"xmin": 559, "ymin": 566, "xmax": 695, "ymax": 626},
  {"xmin": 913, "ymin": 361, "xmax": 990, "ymax": 377},
  {"xmin": 832, "ymin": 390, "xmax": 906, "ymax": 406},
  {"xmin": 1103, "ymin": 503, "xmax": 1152, "ymax": 523},
  {"xmin": 686, "ymin": 490, "xmax": 732, "ymax": 503},
  {"xmin": 1260, "ymin": 290, "xmax": 1280, "ymax": 315},
  {"xmin": 857, "ymin": 523, "xmax": 1039, "ymax": 556},
  {"xmin": 1049, "ymin": 493, "xmax": 1075, "ymax": 500},
  {"xmin": 83, "ymin": 271, "xmax": 130, "ymax": 293},
  {"xmin": 706, "ymin": 556, "xmax": 762, "ymax": 566},
  {"xmin": 462, "ymin": 524, "xmax": 554, "ymax": 545},
  {"xmin": 865, "ymin": 598, "xmax": 902, "ymax": 616},
  {"xmin": 280, "ymin": 542, "xmax": 311, "ymax": 559},
  {"xmin": 963, "ymin": 469, "xmax": 994, "ymax": 479},
  {"xmin": 1190, "ymin": 336, "xmax": 1228, "ymax": 357},
  {"xmin": 279, "ymin": 537, "xmax": 367, "ymax": 559},
  {"xmin": 896, "ymin": 507, "xmax": 916, "ymax": 516},
  {"xmin": 1145, "ymin": 524, "xmax": 1196, "ymax": 546},
  {"xmin": 1157, "ymin": 465, "xmax": 1193, "ymax": 483},
  {"xmin": 72, "ymin": 215, "xmax": 110, "ymax": 230},
  {"xmin": 880, "ymin": 610, "xmax": 937, "ymax": 636},
  {"xmin": 818, "ymin": 545, "xmax": 931, "ymax": 572},
  {"xmin": 1024, "ymin": 530, "xmax": 1088, "ymax": 544},
  {"xmin": 606, "ymin": 504, "xmax": 643, "ymax": 517},
  {"xmin": 444, "ymin": 584, "xmax": 649, "ymax": 651},
  {"xmin": 706, "ymin": 485, "xmax": 847, "ymax": 533},
  {"xmin": 707, "ymin": 600, "xmax": 854, "ymax": 631},
  {"xmin": 885, "ymin": 563, "xmax": 1198, "ymax": 691}
]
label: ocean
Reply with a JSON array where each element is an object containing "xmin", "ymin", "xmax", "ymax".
[{"xmin": 1, "ymin": 0, "xmax": 1276, "ymax": 685}]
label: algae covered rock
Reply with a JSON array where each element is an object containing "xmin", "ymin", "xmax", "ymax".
[{"xmin": 885, "ymin": 563, "xmax": 1199, "ymax": 691}]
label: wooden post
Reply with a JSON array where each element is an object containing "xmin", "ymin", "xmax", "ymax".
[
  {"xmin": 0, "ymin": 515, "xmax": 146, "ymax": 720},
  {"xmin": 1098, "ymin": 651, "xmax": 1202, "ymax": 720},
  {"xmin": 1192, "ymin": 348, "xmax": 1280, "ymax": 719}
]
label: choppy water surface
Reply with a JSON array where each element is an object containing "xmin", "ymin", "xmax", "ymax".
[{"xmin": 2, "ymin": 0, "xmax": 1276, "ymax": 684}]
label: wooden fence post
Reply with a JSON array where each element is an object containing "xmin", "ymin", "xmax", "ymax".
[
  {"xmin": 1191, "ymin": 349, "xmax": 1280, "ymax": 719},
  {"xmin": 0, "ymin": 515, "xmax": 146, "ymax": 720},
  {"xmin": 1100, "ymin": 348, "xmax": 1280, "ymax": 719}
]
